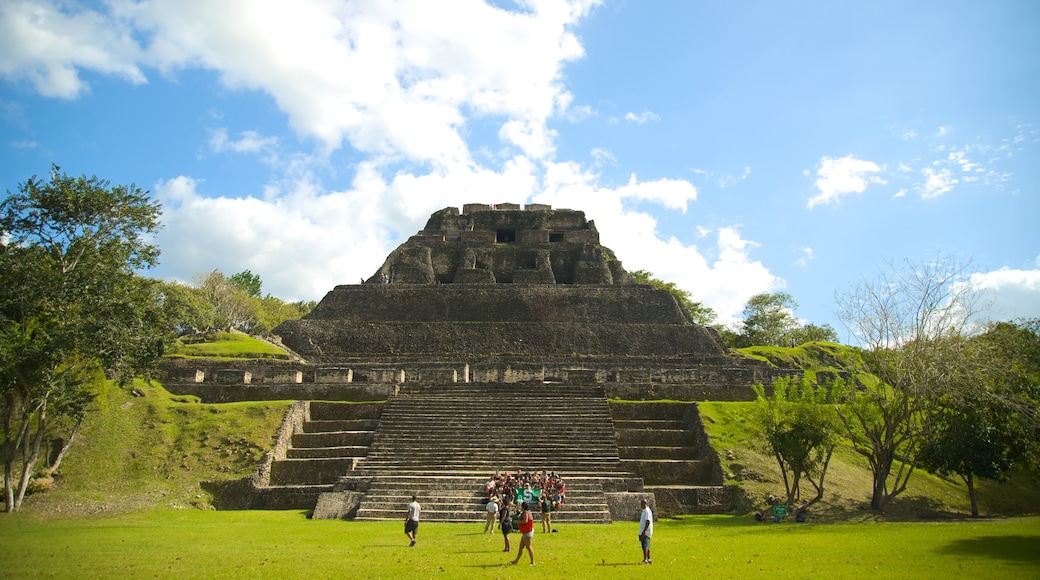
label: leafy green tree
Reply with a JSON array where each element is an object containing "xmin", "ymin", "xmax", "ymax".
[
  {"xmin": 752, "ymin": 376, "xmax": 840, "ymax": 514},
  {"xmin": 629, "ymin": 270, "xmax": 717, "ymax": 325},
  {"xmin": 733, "ymin": 292, "xmax": 800, "ymax": 348},
  {"xmin": 978, "ymin": 319, "xmax": 1040, "ymax": 471},
  {"xmin": 190, "ymin": 271, "xmax": 313, "ymax": 334},
  {"xmin": 918, "ymin": 396, "xmax": 1016, "ymax": 517},
  {"xmin": 152, "ymin": 279, "xmax": 220, "ymax": 335},
  {"xmin": 195, "ymin": 270, "xmax": 263, "ymax": 332},
  {"xmin": 230, "ymin": 270, "xmax": 263, "ymax": 298},
  {"xmin": 918, "ymin": 319, "xmax": 1040, "ymax": 516},
  {"xmin": 0, "ymin": 165, "xmax": 163, "ymax": 511},
  {"xmin": 790, "ymin": 323, "xmax": 839, "ymax": 345},
  {"xmin": 835, "ymin": 256, "xmax": 982, "ymax": 512}
]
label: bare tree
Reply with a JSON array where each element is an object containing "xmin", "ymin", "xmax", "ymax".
[{"xmin": 834, "ymin": 255, "xmax": 983, "ymax": 512}]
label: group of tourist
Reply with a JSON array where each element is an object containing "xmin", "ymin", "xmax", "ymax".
[
  {"xmin": 484, "ymin": 471, "xmax": 565, "ymax": 509},
  {"xmin": 404, "ymin": 491, "xmax": 654, "ymax": 566},
  {"xmin": 478, "ymin": 470, "xmax": 567, "ymax": 565}
]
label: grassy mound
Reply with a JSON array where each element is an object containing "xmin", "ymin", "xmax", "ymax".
[
  {"xmin": 164, "ymin": 330, "xmax": 291, "ymax": 360},
  {"xmin": 21, "ymin": 379, "xmax": 289, "ymax": 516}
]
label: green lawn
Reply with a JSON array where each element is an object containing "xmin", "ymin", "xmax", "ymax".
[{"xmin": 2, "ymin": 510, "xmax": 1037, "ymax": 579}]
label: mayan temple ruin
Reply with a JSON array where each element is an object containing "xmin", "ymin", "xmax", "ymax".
[{"xmin": 162, "ymin": 203, "xmax": 794, "ymax": 521}]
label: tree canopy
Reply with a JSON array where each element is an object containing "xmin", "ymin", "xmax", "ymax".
[{"xmin": 0, "ymin": 165, "xmax": 164, "ymax": 511}]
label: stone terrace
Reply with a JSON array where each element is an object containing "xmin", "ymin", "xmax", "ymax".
[{"xmin": 312, "ymin": 384, "xmax": 642, "ymax": 523}]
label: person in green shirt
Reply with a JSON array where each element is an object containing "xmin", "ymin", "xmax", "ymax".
[{"xmin": 540, "ymin": 493, "xmax": 553, "ymax": 533}]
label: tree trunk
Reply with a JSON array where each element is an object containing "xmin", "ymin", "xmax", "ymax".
[
  {"xmin": 3, "ymin": 456, "xmax": 12, "ymax": 513},
  {"xmin": 49, "ymin": 419, "xmax": 82, "ymax": 473},
  {"xmin": 13, "ymin": 404, "xmax": 46, "ymax": 511},
  {"xmin": 3, "ymin": 398, "xmax": 14, "ymax": 513},
  {"xmin": 870, "ymin": 458, "xmax": 892, "ymax": 512},
  {"xmin": 966, "ymin": 472, "xmax": 979, "ymax": 518}
]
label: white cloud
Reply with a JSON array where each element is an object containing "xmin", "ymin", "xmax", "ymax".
[
  {"xmin": 624, "ymin": 110, "xmax": 660, "ymax": 124},
  {"xmin": 965, "ymin": 265, "xmax": 1040, "ymax": 322},
  {"xmin": 531, "ymin": 164, "xmax": 779, "ymax": 324},
  {"xmin": 2, "ymin": 0, "xmax": 598, "ymax": 166},
  {"xmin": 5, "ymin": 0, "xmax": 780, "ymax": 325},
  {"xmin": 920, "ymin": 166, "xmax": 957, "ymax": 199},
  {"xmin": 935, "ymin": 125, "xmax": 951, "ymax": 138},
  {"xmin": 794, "ymin": 246, "xmax": 815, "ymax": 270},
  {"xmin": 718, "ymin": 166, "xmax": 751, "ymax": 189},
  {"xmin": 808, "ymin": 155, "xmax": 885, "ymax": 209},
  {"xmin": 0, "ymin": 0, "xmax": 146, "ymax": 98},
  {"xmin": 208, "ymin": 128, "xmax": 279, "ymax": 156},
  {"xmin": 617, "ymin": 173, "xmax": 697, "ymax": 213}
]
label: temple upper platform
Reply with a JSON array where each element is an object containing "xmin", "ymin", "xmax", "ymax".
[{"xmin": 363, "ymin": 203, "xmax": 629, "ymax": 285}]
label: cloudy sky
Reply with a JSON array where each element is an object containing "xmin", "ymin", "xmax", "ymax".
[{"xmin": 2, "ymin": 0, "xmax": 1038, "ymax": 336}]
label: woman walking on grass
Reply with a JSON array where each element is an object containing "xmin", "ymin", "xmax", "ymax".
[
  {"xmin": 510, "ymin": 502, "xmax": 535, "ymax": 566},
  {"xmin": 499, "ymin": 501, "xmax": 514, "ymax": 552}
]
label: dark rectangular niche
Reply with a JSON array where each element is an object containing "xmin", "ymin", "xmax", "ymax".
[
  {"xmin": 549, "ymin": 232, "xmax": 564, "ymax": 242},
  {"xmin": 496, "ymin": 229, "xmax": 516, "ymax": 243}
]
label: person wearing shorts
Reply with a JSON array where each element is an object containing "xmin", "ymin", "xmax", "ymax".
[
  {"xmin": 511, "ymin": 502, "xmax": 535, "ymax": 566},
  {"xmin": 638, "ymin": 498, "xmax": 653, "ymax": 564},
  {"xmin": 405, "ymin": 495, "xmax": 421, "ymax": 546}
]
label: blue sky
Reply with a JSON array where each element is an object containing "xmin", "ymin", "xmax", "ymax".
[{"xmin": 2, "ymin": 0, "xmax": 1038, "ymax": 337}]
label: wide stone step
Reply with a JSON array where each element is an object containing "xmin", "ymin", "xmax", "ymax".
[
  {"xmin": 618, "ymin": 446, "xmax": 699, "ymax": 460},
  {"xmin": 270, "ymin": 458, "xmax": 359, "ymax": 485},
  {"xmin": 616, "ymin": 429, "xmax": 691, "ymax": 447},
  {"xmin": 309, "ymin": 402, "xmax": 384, "ymax": 421},
  {"xmin": 292, "ymin": 431, "xmax": 374, "ymax": 448},
  {"xmin": 303, "ymin": 419, "xmax": 378, "ymax": 432},
  {"xmin": 612, "ymin": 419, "xmax": 685, "ymax": 430},
  {"xmin": 287, "ymin": 445, "xmax": 370, "ymax": 459}
]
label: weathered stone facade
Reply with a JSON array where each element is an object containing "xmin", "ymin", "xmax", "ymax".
[{"xmin": 165, "ymin": 203, "xmax": 794, "ymax": 518}]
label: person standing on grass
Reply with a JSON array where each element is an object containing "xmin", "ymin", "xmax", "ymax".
[
  {"xmin": 485, "ymin": 496, "xmax": 500, "ymax": 533},
  {"xmin": 499, "ymin": 500, "xmax": 514, "ymax": 552},
  {"xmin": 540, "ymin": 492, "xmax": 553, "ymax": 533},
  {"xmin": 638, "ymin": 498, "xmax": 653, "ymax": 564},
  {"xmin": 511, "ymin": 502, "xmax": 536, "ymax": 566},
  {"xmin": 405, "ymin": 495, "xmax": 421, "ymax": 546}
]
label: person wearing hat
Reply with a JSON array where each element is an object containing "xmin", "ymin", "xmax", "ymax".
[{"xmin": 484, "ymin": 495, "xmax": 500, "ymax": 533}]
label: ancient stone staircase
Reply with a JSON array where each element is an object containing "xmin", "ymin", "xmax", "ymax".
[
  {"xmin": 610, "ymin": 401, "xmax": 727, "ymax": 514},
  {"xmin": 261, "ymin": 401, "xmax": 383, "ymax": 508},
  {"xmin": 337, "ymin": 384, "xmax": 638, "ymax": 523}
]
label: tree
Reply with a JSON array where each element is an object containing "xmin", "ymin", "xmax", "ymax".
[
  {"xmin": 834, "ymin": 256, "xmax": 982, "ymax": 512},
  {"xmin": 918, "ymin": 319, "xmax": 1040, "ymax": 516},
  {"xmin": 752, "ymin": 376, "xmax": 840, "ymax": 514},
  {"xmin": 194, "ymin": 270, "xmax": 263, "ymax": 332},
  {"xmin": 918, "ymin": 395, "xmax": 1015, "ymax": 517},
  {"xmin": 790, "ymin": 323, "xmax": 839, "ymax": 345},
  {"xmin": 229, "ymin": 269, "xmax": 263, "ymax": 298},
  {"xmin": 732, "ymin": 292, "xmax": 801, "ymax": 348},
  {"xmin": 629, "ymin": 270, "xmax": 717, "ymax": 325},
  {"xmin": 152, "ymin": 279, "xmax": 219, "ymax": 335},
  {"xmin": 977, "ymin": 319, "xmax": 1040, "ymax": 472},
  {"xmin": 0, "ymin": 165, "xmax": 164, "ymax": 511}
]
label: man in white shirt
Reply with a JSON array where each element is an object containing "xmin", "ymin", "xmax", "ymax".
[
  {"xmin": 638, "ymin": 498, "xmax": 653, "ymax": 564},
  {"xmin": 405, "ymin": 495, "xmax": 421, "ymax": 546},
  {"xmin": 485, "ymin": 496, "xmax": 500, "ymax": 533}
]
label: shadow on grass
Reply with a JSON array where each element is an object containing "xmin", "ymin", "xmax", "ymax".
[{"xmin": 935, "ymin": 535, "xmax": 1040, "ymax": 566}]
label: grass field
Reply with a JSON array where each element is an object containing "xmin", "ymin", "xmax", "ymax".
[{"xmin": 1, "ymin": 510, "xmax": 1038, "ymax": 579}]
